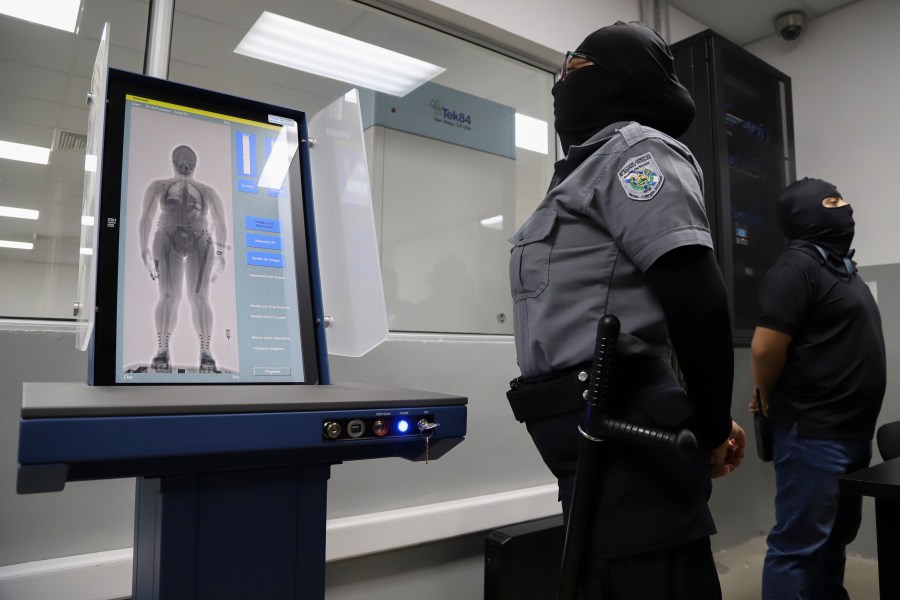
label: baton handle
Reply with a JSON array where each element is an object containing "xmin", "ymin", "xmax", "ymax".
[
  {"xmin": 586, "ymin": 315, "xmax": 619, "ymax": 409},
  {"xmin": 587, "ymin": 314, "xmax": 697, "ymax": 462},
  {"xmin": 598, "ymin": 416, "xmax": 697, "ymax": 462}
]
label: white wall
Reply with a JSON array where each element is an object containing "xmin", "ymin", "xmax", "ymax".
[
  {"xmin": 745, "ymin": 0, "xmax": 900, "ymax": 267},
  {"xmin": 0, "ymin": 259, "xmax": 78, "ymax": 319},
  {"xmin": 426, "ymin": 0, "xmax": 640, "ymax": 52},
  {"xmin": 389, "ymin": 0, "xmax": 706, "ymax": 52}
]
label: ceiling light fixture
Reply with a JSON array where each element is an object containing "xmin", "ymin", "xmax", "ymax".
[
  {"xmin": 0, "ymin": 240, "xmax": 34, "ymax": 250},
  {"xmin": 480, "ymin": 215, "xmax": 504, "ymax": 230},
  {"xmin": 235, "ymin": 12, "xmax": 445, "ymax": 97},
  {"xmin": 0, "ymin": 205, "xmax": 39, "ymax": 220},
  {"xmin": 0, "ymin": 0, "xmax": 81, "ymax": 33},
  {"xmin": 0, "ymin": 140, "xmax": 51, "ymax": 165}
]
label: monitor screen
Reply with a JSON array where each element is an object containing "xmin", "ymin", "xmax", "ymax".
[{"xmin": 91, "ymin": 69, "xmax": 323, "ymax": 385}]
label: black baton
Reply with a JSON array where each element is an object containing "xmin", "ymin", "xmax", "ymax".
[{"xmin": 556, "ymin": 315, "xmax": 698, "ymax": 600}]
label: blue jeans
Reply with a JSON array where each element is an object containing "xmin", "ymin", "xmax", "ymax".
[{"xmin": 762, "ymin": 422, "xmax": 872, "ymax": 600}]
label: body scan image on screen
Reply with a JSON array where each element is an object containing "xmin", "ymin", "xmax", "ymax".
[{"xmin": 114, "ymin": 93, "xmax": 307, "ymax": 384}]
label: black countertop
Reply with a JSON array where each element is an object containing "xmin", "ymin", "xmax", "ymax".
[{"xmin": 840, "ymin": 457, "xmax": 900, "ymax": 501}]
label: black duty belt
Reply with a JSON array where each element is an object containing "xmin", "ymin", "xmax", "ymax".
[{"xmin": 506, "ymin": 355, "xmax": 669, "ymax": 423}]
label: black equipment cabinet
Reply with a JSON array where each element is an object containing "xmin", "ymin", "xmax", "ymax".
[{"xmin": 672, "ymin": 30, "xmax": 796, "ymax": 344}]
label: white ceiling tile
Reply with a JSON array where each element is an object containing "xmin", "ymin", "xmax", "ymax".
[
  {"xmin": 0, "ymin": 92, "xmax": 64, "ymax": 129},
  {"xmin": 63, "ymin": 75, "xmax": 92, "ymax": 110},
  {"xmin": 0, "ymin": 16, "xmax": 80, "ymax": 72},
  {"xmin": 166, "ymin": 60, "xmax": 287, "ymax": 106},
  {"xmin": 79, "ymin": 0, "xmax": 148, "ymax": 51},
  {"xmin": 0, "ymin": 117, "xmax": 56, "ymax": 149},
  {"xmin": 671, "ymin": 0, "xmax": 860, "ymax": 45},
  {"xmin": 60, "ymin": 105, "xmax": 90, "ymax": 134},
  {"xmin": 0, "ymin": 59, "xmax": 69, "ymax": 105}
]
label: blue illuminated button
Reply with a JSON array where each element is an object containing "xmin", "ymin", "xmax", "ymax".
[{"xmin": 397, "ymin": 419, "xmax": 410, "ymax": 433}]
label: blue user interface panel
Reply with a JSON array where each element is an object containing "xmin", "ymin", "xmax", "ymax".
[{"xmin": 98, "ymin": 69, "xmax": 319, "ymax": 385}]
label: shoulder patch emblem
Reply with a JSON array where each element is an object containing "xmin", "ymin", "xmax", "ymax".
[{"xmin": 618, "ymin": 152, "xmax": 664, "ymax": 201}]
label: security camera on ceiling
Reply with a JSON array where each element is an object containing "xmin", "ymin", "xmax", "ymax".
[{"xmin": 774, "ymin": 11, "xmax": 806, "ymax": 42}]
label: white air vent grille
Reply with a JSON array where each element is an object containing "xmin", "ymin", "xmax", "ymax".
[{"xmin": 51, "ymin": 129, "xmax": 88, "ymax": 153}]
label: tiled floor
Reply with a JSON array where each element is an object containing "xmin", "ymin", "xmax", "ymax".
[{"xmin": 715, "ymin": 535, "xmax": 879, "ymax": 599}]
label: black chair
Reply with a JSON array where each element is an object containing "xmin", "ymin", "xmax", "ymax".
[{"xmin": 876, "ymin": 421, "xmax": 900, "ymax": 461}]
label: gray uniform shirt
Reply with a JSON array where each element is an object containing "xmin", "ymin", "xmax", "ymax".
[{"xmin": 509, "ymin": 121, "xmax": 713, "ymax": 378}]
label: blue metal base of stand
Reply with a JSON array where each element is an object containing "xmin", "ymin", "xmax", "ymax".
[{"xmin": 133, "ymin": 464, "xmax": 331, "ymax": 600}]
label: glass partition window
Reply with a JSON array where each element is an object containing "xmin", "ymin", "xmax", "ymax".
[
  {"xmin": 0, "ymin": 0, "xmax": 556, "ymax": 336},
  {"xmin": 171, "ymin": 0, "xmax": 556, "ymax": 335},
  {"xmin": 0, "ymin": 0, "xmax": 148, "ymax": 321}
]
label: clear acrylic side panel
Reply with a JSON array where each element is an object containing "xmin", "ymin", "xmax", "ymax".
[
  {"xmin": 75, "ymin": 23, "xmax": 109, "ymax": 351},
  {"xmin": 308, "ymin": 90, "xmax": 388, "ymax": 357}
]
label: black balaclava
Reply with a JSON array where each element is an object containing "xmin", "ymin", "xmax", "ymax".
[
  {"xmin": 552, "ymin": 21, "xmax": 695, "ymax": 154},
  {"xmin": 776, "ymin": 177, "xmax": 855, "ymax": 257}
]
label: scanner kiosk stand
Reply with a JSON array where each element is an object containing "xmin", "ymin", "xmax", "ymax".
[
  {"xmin": 18, "ymin": 383, "xmax": 467, "ymax": 600},
  {"xmin": 17, "ymin": 63, "xmax": 467, "ymax": 600}
]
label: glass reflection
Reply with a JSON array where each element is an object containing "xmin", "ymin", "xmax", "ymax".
[{"xmin": 0, "ymin": 0, "xmax": 148, "ymax": 320}]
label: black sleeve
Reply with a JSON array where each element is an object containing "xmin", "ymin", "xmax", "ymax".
[
  {"xmin": 756, "ymin": 259, "xmax": 815, "ymax": 336},
  {"xmin": 644, "ymin": 245, "xmax": 734, "ymax": 449}
]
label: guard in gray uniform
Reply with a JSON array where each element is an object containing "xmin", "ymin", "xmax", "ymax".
[{"xmin": 506, "ymin": 21, "xmax": 746, "ymax": 599}]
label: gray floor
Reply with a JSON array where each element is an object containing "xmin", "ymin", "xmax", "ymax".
[{"xmin": 715, "ymin": 535, "xmax": 879, "ymax": 599}]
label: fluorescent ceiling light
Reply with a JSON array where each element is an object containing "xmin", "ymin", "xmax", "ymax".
[
  {"xmin": 0, "ymin": 205, "xmax": 39, "ymax": 220},
  {"xmin": 81, "ymin": 215, "xmax": 95, "ymax": 226},
  {"xmin": 80, "ymin": 247, "xmax": 93, "ymax": 255},
  {"xmin": 0, "ymin": 140, "xmax": 51, "ymax": 165},
  {"xmin": 515, "ymin": 113, "xmax": 549, "ymax": 155},
  {"xmin": 235, "ymin": 12, "xmax": 445, "ymax": 97},
  {"xmin": 480, "ymin": 215, "xmax": 503, "ymax": 230},
  {"xmin": 84, "ymin": 154, "xmax": 97, "ymax": 172},
  {"xmin": 0, "ymin": 0, "xmax": 81, "ymax": 33},
  {"xmin": 0, "ymin": 240, "xmax": 34, "ymax": 250}
]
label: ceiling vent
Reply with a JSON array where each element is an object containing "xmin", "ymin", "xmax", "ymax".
[{"xmin": 51, "ymin": 128, "xmax": 88, "ymax": 153}]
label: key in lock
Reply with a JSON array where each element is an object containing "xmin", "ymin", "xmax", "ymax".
[{"xmin": 417, "ymin": 419, "xmax": 440, "ymax": 464}]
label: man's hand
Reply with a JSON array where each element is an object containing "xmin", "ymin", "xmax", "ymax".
[
  {"xmin": 748, "ymin": 389, "xmax": 769, "ymax": 417},
  {"xmin": 709, "ymin": 420, "xmax": 746, "ymax": 478}
]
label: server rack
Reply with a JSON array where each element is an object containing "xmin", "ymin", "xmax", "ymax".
[{"xmin": 672, "ymin": 30, "xmax": 796, "ymax": 344}]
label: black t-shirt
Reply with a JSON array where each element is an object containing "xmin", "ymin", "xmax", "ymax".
[{"xmin": 757, "ymin": 241, "xmax": 886, "ymax": 440}]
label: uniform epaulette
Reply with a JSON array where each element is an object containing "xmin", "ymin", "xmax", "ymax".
[{"xmin": 618, "ymin": 121, "xmax": 648, "ymax": 146}]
